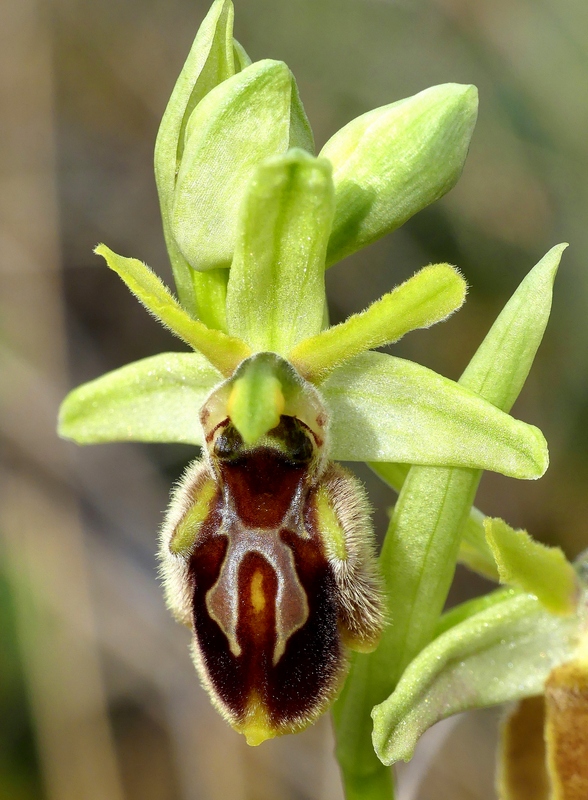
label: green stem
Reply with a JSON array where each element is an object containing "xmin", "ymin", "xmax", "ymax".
[
  {"xmin": 380, "ymin": 467, "xmax": 481, "ymax": 680},
  {"xmin": 333, "ymin": 655, "xmax": 395, "ymax": 799},
  {"xmin": 333, "ymin": 467, "xmax": 479, "ymax": 798},
  {"xmin": 341, "ymin": 762, "xmax": 395, "ymax": 800}
]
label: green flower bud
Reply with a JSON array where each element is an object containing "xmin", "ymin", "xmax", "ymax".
[
  {"xmin": 155, "ymin": 0, "xmax": 246, "ymax": 314},
  {"xmin": 321, "ymin": 83, "xmax": 478, "ymax": 266},
  {"xmin": 154, "ymin": 0, "xmax": 313, "ymax": 323},
  {"xmin": 172, "ymin": 59, "xmax": 314, "ymax": 273}
]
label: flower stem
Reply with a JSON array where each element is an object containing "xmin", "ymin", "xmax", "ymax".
[{"xmin": 340, "ymin": 762, "xmax": 395, "ymax": 800}]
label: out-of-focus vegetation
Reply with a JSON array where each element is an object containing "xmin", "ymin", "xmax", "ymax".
[
  {"xmin": 0, "ymin": 571, "xmax": 42, "ymax": 800},
  {"xmin": 2, "ymin": 0, "xmax": 588, "ymax": 798}
]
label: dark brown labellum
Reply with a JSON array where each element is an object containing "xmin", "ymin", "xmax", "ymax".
[{"xmin": 160, "ymin": 372, "xmax": 385, "ymax": 745}]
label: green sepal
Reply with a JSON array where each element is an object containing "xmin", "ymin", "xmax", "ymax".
[
  {"xmin": 459, "ymin": 244, "xmax": 568, "ymax": 409},
  {"xmin": 58, "ymin": 353, "xmax": 221, "ymax": 445},
  {"xmin": 154, "ymin": 0, "xmax": 239, "ymax": 314},
  {"xmin": 172, "ymin": 59, "xmax": 314, "ymax": 273},
  {"xmin": 485, "ymin": 517, "xmax": 578, "ymax": 615},
  {"xmin": 95, "ymin": 244, "xmax": 251, "ymax": 375},
  {"xmin": 226, "ymin": 355, "xmax": 286, "ymax": 445},
  {"xmin": 321, "ymin": 83, "xmax": 478, "ymax": 267},
  {"xmin": 290, "ymin": 263, "xmax": 466, "ymax": 382},
  {"xmin": 226, "ymin": 150, "xmax": 334, "ymax": 354},
  {"xmin": 322, "ymin": 352, "xmax": 548, "ymax": 479},
  {"xmin": 371, "ymin": 589, "xmax": 583, "ymax": 765}
]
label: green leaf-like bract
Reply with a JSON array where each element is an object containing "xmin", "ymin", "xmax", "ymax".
[
  {"xmin": 226, "ymin": 150, "xmax": 334, "ymax": 353},
  {"xmin": 332, "ymin": 244, "xmax": 565, "ymax": 789},
  {"xmin": 371, "ymin": 589, "xmax": 582, "ymax": 765},
  {"xmin": 370, "ymin": 462, "xmax": 499, "ymax": 580},
  {"xmin": 321, "ymin": 83, "xmax": 478, "ymax": 267},
  {"xmin": 58, "ymin": 353, "xmax": 220, "ymax": 445},
  {"xmin": 376, "ymin": 246, "xmax": 564, "ymax": 665},
  {"xmin": 323, "ymin": 352, "xmax": 548, "ymax": 479}
]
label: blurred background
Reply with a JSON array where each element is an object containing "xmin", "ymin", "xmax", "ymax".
[{"xmin": 2, "ymin": 0, "xmax": 588, "ymax": 798}]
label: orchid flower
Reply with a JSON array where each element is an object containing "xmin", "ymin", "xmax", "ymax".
[{"xmin": 57, "ymin": 1, "xmax": 571, "ymax": 795}]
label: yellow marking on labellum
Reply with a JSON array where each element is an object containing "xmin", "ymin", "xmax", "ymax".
[
  {"xmin": 316, "ymin": 484, "xmax": 347, "ymax": 561},
  {"xmin": 239, "ymin": 693, "xmax": 275, "ymax": 747},
  {"xmin": 250, "ymin": 569, "xmax": 266, "ymax": 614},
  {"xmin": 170, "ymin": 478, "xmax": 217, "ymax": 555}
]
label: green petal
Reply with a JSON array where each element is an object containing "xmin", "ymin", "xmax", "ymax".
[
  {"xmin": 225, "ymin": 150, "xmax": 334, "ymax": 353},
  {"xmin": 485, "ymin": 517, "xmax": 577, "ymax": 615},
  {"xmin": 290, "ymin": 263, "xmax": 465, "ymax": 382},
  {"xmin": 154, "ymin": 0, "xmax": 238, "ymax": 314},
  {"xmin": 371, "ymin": 590, "xmax": 582, "ymax": 765},
  {"xmin": 322, "ymin": 83, "xmax": 478, "ymax": 266},
  {"xmin": 58, "ymin": 353, "xmax": 221, "ymax": 445},
  {"xmin": 371, "ymin": 462, "xmax": 499, "ymax": 580},
  {"xmin": 172, "ymin": 59, "xmax": 313, "ymax": 273},
  {"xmin": 323, "ymin": 352, "xmax": 548, "ymax": 479},
  {"xmin": 95, "ymin": 245, "xmax": 251, "ymax": 375}
]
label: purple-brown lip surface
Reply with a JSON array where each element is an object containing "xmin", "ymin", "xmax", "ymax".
[
  {"xmin": 160, "ymin": 407, "xmax": 385, "ymax": 745},
  {"xmin": 189, "ymin": 431, "xmax": 345, "ymax": 739}
]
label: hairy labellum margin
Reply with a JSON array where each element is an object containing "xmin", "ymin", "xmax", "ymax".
[{"xmin": 159, "ymin": 354, "xmax": 385, "ymax": 745}]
